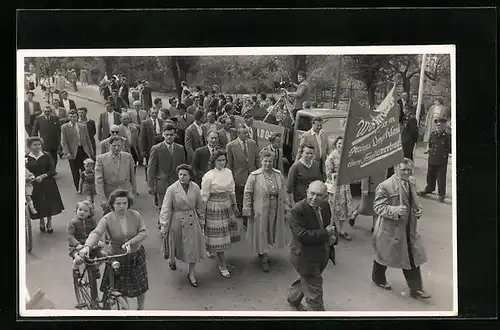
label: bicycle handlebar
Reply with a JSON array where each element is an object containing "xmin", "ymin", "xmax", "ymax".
[{"xmin": 84, "ymin": 246, "xmax": 130, "ymax": 264}]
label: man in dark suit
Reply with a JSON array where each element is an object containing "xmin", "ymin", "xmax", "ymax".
[
  {"xmin": 243, "ymin": 114, "xmax": 259, "ymax": 148},
  {"xmin": 32, "ymin": 106, "xmax": 62, "ymax": 169},
  {"xmin": 174, "ymin": 103, "xmax": 194, "ymax": 147},
  {"xmin": 217, "ymin": 116, "xmax": 237, "ymax": 149},
  {"xmin": 400, "ymin": 103, "xmax": 419, "ymax": 160},
  {"xmin": 288, "ymin": 181, "xmax": 338, "ymax": 311},
  {"xmin": 24, "ymin": 91, "xmax": 42, "ymax": 135},
  {"xmin": 58, "ymin": 90, "xmax": 77, "ymax": 111},
  {"xmin": 192, "ymin": 131, "xmax": 219, "ymax": 185},
  {"xmin": 147, "ymin": 123, "xmax": 186, "ymax": 210},
  {"xmin": 61, "ymin": 110, "xmax": 95, "ymax": 190},
  {"xmin": 140, "ymin": 108, "xmax": 164, "ymax": 180},
  {"xmin": 418, "ymin": 118, "xmax": 451, "ymax": 203},
  {"xmin": 97, "ymin": 101, "xmax": 122, "ymax": 141},
  {"xmin": 226, "ymin": 125, "xmax": 260, "ymax": 218},
  {"xmin": 184, "ymin": 110, "xmax": 206, "ymax": 164}
]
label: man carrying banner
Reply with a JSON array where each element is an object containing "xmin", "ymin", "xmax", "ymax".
[{"xmin": 371, "ymin": 158, "xmax": 431, "ymax": 300}]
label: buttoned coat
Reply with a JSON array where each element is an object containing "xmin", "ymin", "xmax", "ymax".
[
  {"xmin": 226, "ymin": 138, "xmax": 260, "ymax": 187},
  {"xmin": 428, "ymin": 131, "xmax": 451, "ymax": 166},
  {"xmin": 242, "ymin": 168, "xmax": 290, "ymax": 254},
  {"xmin": 147, "ymin": 142, "xmax": 186, "ymax": 202},
  {"xmin": 185, "ymin": 123, "xmax": 206, "ymax": 163},
  {"xmin": 289, "ymin": 199, "xmax": 333, "ymax": 276},
  {"xmin": 97, "ymin": 111, "xmax": 121, "ymax": 141},
  {"xmin": 139, "ymin": 117, "xmax": 164, "ymax": 155},
  {"xmin": 60, "ymin": 122, "xmax": 95, "ymax": 160},
  {"xmin": 95, "ymin": 151, "xmax": 137, "ymax": 200},
  {"xmin": 372, "ymin": 175, "xmax": 427, "ymax": 270},
  {"xmin": 159, "ymin": 181, "xmax": 206, "ymax": 263},
  {"xmin": 32, "ymin": 114, "xmax": 61, "ymax": 151}
]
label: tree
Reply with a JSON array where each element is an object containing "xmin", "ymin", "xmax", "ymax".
[
  {"xmin": 291, "ymin": 55, "xmax": 307, "ymax": 83},
  {"xmin": 386, "ymin": 55, "xmax": 421, "ymax": 100},
  {"xmin": 346, "ymin": 55, "xmax": 393, "ymax": 109}
]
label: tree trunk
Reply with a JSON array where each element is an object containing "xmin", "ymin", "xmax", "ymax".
[
  {"xmin": 291, "ymin": 55, "xmax": 307, "ymax": 83},
  {"xmin": 170, "ymin": 57, "xmax": 182, "ymax": 100},
  {"xmin": 402, "ymin": 76, "xmax": 411, "ymax": 101},
  {"xmin": 104, "ymin": 57, "xmax": 113, "ymax": 79},
  {"xmin": 335, "ymin": 56, "xmax": 343, "ymax": 103}
]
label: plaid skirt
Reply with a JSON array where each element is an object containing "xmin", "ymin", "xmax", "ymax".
[
  {"xmin": 100, "ymin": 246, "xmax": 149, "ymax": 298},
  {"xmin": 205, "ymin": 192, "xmax": 240, "ymax": 253}
]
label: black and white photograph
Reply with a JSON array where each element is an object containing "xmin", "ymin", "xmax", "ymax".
[{"xmin": 18, "ymin": 46, "xmax": 456, "ymax": 316}]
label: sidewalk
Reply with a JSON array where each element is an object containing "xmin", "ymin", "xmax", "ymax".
[{"xmin": 66, "ymin": 84, "xmax": 452, "ymax": 184}]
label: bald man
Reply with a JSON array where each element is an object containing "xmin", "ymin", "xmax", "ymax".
[
  {"xmin": 128, "ymin": 100, "xmax": 149, "ymax": 128},
  {"xmin": 287, "ymin": 181, "xmax": 338, "ymax": 311},
  {"xmin": 100, "ymin": 125, "xmax": 130, "ymax": 154},
  {"xmin": 118, "ymin": 112, "xmax": 142, "ymax": 166}
]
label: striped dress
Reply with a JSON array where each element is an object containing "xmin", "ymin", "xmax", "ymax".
[{"xmin": 201, "ymin": 168, "xmax": 240, "ymax": 253}]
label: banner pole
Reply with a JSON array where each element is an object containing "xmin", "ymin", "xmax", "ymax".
[{"xmin": 415, "ymin": 54, "xmax": 427, "ymax": 126}]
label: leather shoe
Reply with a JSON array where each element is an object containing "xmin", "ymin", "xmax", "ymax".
[
  {"xmin": 438, "ymin": 196, "xmax": 445, "ymax": 203},
  {"xmin": 410, "ymin": 290, "xmax": 431, "ymax": 299},
  {"xmin": 287, "ymin": 298, "xmax": 307, "ymax": 311},
  {"xmin": 373, "ymin": 281, "xmax": 392, "ymax": 290},
  {"xmin": 417, "ymin": 190, "xmax": 430, "ymax": 196}
]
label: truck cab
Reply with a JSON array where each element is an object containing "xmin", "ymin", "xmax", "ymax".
[{"xmin": 284, "ymin": 108, "xmax": 348, "ymax": 164}]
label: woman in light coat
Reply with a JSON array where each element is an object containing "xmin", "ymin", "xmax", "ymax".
[
  {"xmin": 242, "ymin": 149, "xmax": 290, "ymax": 272},
  {"xmin": 160, "ymin": 164, "xmax": 205, "ymax": 287}
]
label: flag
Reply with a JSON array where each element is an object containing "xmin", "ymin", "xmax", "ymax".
[{"xmin": 336, "ymin": 85, "xmax": 404, "ymax": 186}]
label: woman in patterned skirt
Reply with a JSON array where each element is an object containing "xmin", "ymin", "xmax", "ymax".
[
  {"xmin": 242, "ymin": 149, "xmax": 290, "ymax": 272},
  {"xmin": 201, "ymin": 149, "xmax": 240, "ymax": 278},
  {"xmin": 79, "ymin": 189, "xmax": 148, "ymax": 310},
  {"xmin": 325, "ymin": 136, "xmax": 356, "ymax": 241}
]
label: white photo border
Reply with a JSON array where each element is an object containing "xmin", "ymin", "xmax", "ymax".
[{"xmin": 17, "ymin": 45, "xmax": 457, "ymax": 317}]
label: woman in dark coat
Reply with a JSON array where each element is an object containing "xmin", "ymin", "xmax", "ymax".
[
  {"xmin": 77, "ymin": 107, "xmax": 97, "ymax": 155},
  {"xmin": 25, "ymin": 137, "xmax": 64, "ymax": 233}
]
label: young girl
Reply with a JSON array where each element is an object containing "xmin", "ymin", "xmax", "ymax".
[
  {"xmin": 78, "ymin": 158, "xmax": 96, "ymax": 203},
  {"xmin": 68, "ymin": 200, "xmax": 105, "ymax": 278}
]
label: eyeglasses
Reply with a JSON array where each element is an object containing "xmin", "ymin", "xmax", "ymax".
[
  {"xmin": 164, "ymin": 133, "xmax": 175, "ymax": 136},
  {"xmin": 111, "ymin": 131, "xmax": 119, "ymax": 134}
]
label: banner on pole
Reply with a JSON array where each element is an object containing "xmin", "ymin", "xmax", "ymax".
[{"xmin": 336, "ymin": 85, "xmax": 404, "ymax": 185}]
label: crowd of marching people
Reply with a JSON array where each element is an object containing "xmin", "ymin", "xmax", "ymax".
[{"xmin": 24, "ymin": 70, "xmax": 451, "ymax": 311}]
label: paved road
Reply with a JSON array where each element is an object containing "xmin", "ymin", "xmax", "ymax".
[{"xmin": 24, "ymin": 85, "xmax": 454, "ymax": 312}]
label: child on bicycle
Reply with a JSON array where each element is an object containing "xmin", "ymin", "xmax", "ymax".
[
  {"xmin": 68, "ymin": 200, "xmax": 106, "ymax": 278},
  {"xmin": 78, "ymin": 158, "xmax": 96, "ymax": 203}
]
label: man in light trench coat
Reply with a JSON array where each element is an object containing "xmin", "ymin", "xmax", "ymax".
[{"xmin": 372, "ymin": 158, "xmax": 431, "ymax": 299}]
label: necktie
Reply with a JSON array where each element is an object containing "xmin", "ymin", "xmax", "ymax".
[
  {"xmin": 153, "ymin": 119, "xmax": 157, "ymax": 133},
  {"xmin": 315, "ymin": 208, "xmax": 324, "ymax": 228},
  {"xmin": 243, "ymin": 141, "xmax": 248, "ymax": 159},
  {"xmin": 136, "ymin": 110, "xmax": 140, "ymax": 124}
]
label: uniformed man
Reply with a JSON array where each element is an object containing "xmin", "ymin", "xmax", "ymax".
[{"xmin": 418, "ymin": 118, "xmax": 451, "ymax": 202}]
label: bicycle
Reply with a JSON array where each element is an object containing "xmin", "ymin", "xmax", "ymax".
[{"xmin": 73, "ymin": 246, "xmax": 130, "ymax": 310}]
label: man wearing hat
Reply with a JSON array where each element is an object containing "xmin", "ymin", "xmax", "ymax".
[
  {"xmin": 24, "ymin": 91, "xmax": 42, "ymax": 135},
  {"xmin": 418, "ymin": 118, "xmax": 451, "ymax": 203}
]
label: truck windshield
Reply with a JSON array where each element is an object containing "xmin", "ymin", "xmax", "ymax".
[{"xmin": 297, "ymin": 115, "xmax": 346, "ymax": 135}]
